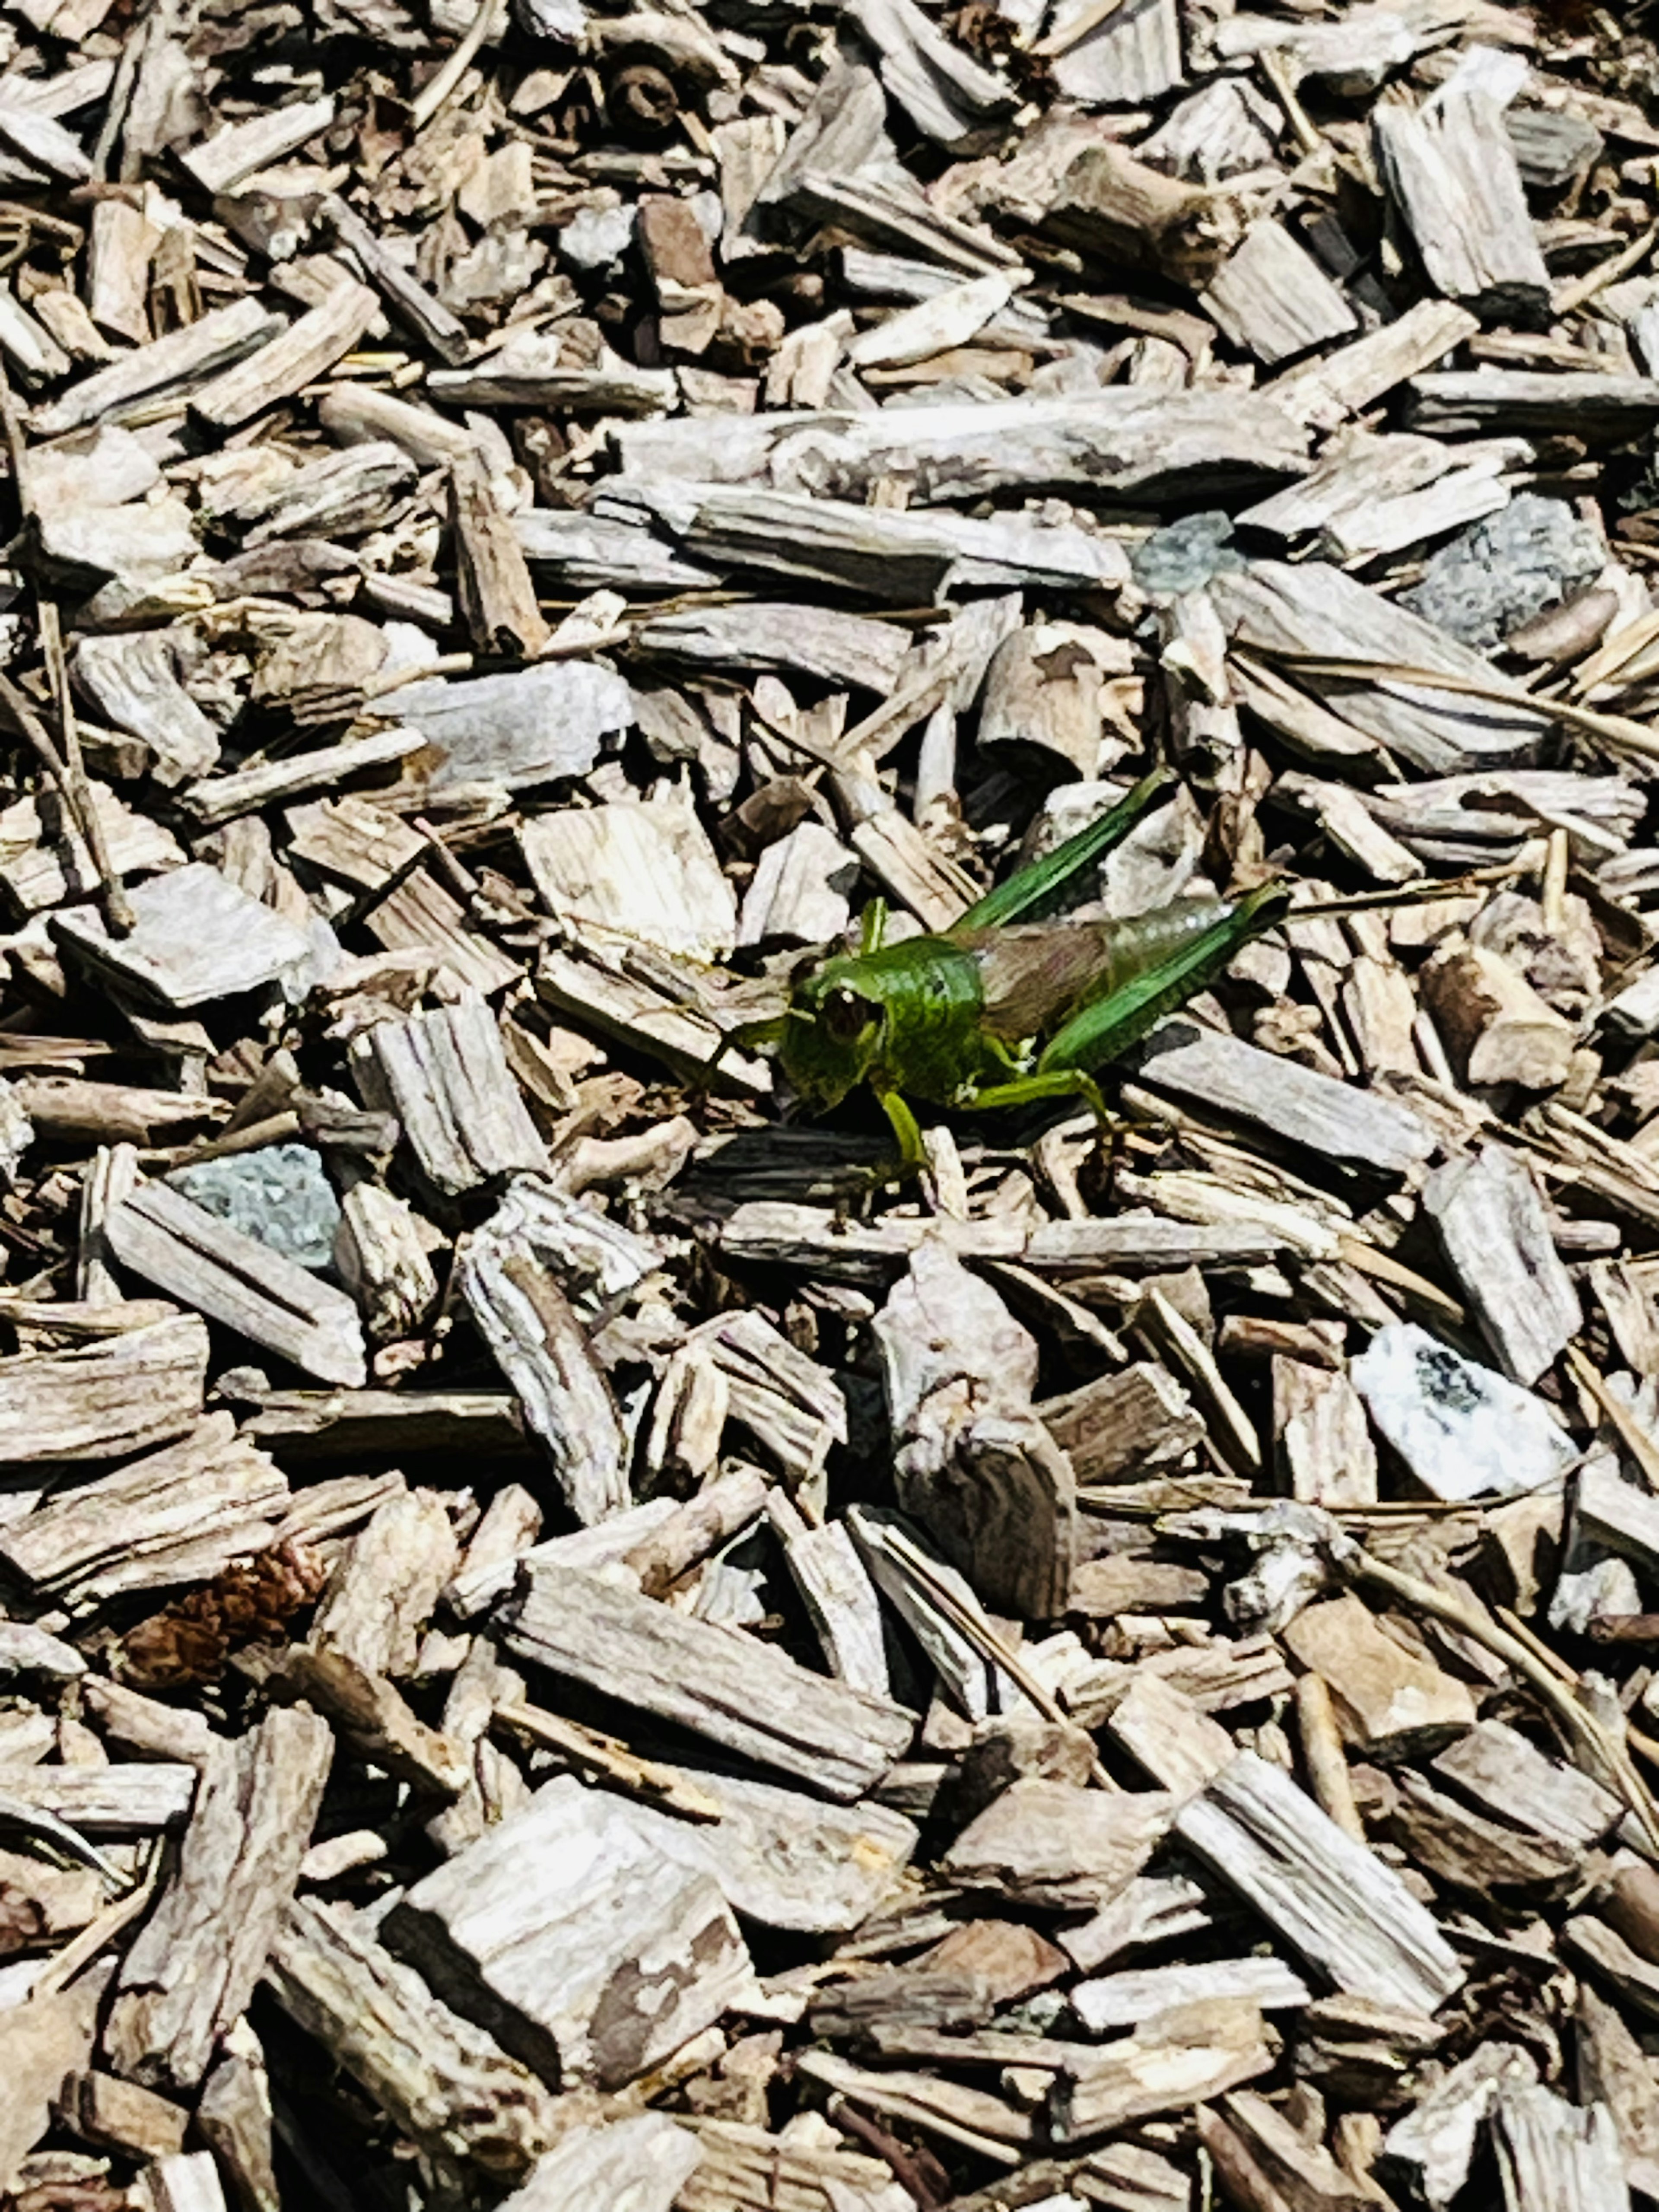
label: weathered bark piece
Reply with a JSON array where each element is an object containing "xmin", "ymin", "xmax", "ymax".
[
  {"xmin": 191, "ymin": 281, "xmax": 378, "ymax": 430},
  {"xmin": 1266, "ymin": 299, "xmax": 1480, "ymax": 428},
  {"xmin": 59, "ymin": 2068, "xmax": 190, "ymax": 2159},
  {"xmin": 1281, "ymin": 1593, "xmax": 1477, "ymax": 1755},
  {"xmin": 502, "ymin": 1561, "xmax": 915, "ymax": 1801},
  {"xmin": 521, "ymin": 795, "xmax": 737, "ymax": 962},
  {"xmin": 457, "ymin": 1182, "xmax": 650, "ymax": 1524},
  {"xmin": 495, "ymin": 2114, "xmax": 702, "ymax": 2212},
  {"xmin": 264, "ymin": 1897, "xmax": 556, "ymax": 2182},
  {"xmin": 320, "ymin": 196, "xmax": 470, "ymax": 365},
  {"xmin": 769, "ymin": 1492, "xmax": 890, "ymax": 1696},
  {"xmin": 54, "ymin": 863, "xmax": 311, "ymax": 1005},
  {"xmin": 451, "ymin": 453, "xmax": 551, "ymax": 658},
  {"xmin": 1382, "ymin": 2043, "xmax": 1542, "ymax": 2208},
  {"xmin": 0, "ymin": 1763, "xmax": 197, "ymax": 1829},
  {"xmin": 284, "ymin": 795, "xmax": 516, "ymax": 998},
  {"xmin": 0, "ymin": 778, "xmax": 181, "ymax": 916},
  {"xmin": 310, "ymin": 1489, "xmax": 458, "ymax": 1678},
  {"xmin": 0, "ymin": 1312, "xmax": 205, "ymax": 1465},
  {"xmin": 607, "ymin": 479, "xmax": 1129, "ymax": 599},
  {"xmin": 635, "ymin": 603, "xmax": 911, "ymax": 693},
  {"xmin": 941, "ymin": 1780, "xmax": 1173, "ymax": 1910},
  {"xmin": 1208, "ymin": 559, "xmax": 1551, "ymax": 774},
  {"xmin": 1072, "ymin": 1956, "xmax": 1311, "ymax": 2031},
  {"xmin": 105, "ymin": 1707, "xmax": 333, "ymax": 2092},
  {"xmin": 383, "ymin": 1775, "xmax": 754, "ymax": 2089},
  {"xmin": 874, "ymin": 1240, "xmax": 1077, "ymax": 1621},
  {"xmin": 1374, "ymin": 66, "xmax": 1550, "ymax": 325},
  {"xmin": 1128, "ymin": 1021, "xmax": 1436, "ymax": 1173},
  {"xmin": 613, "ymin": 388, "xmax": 1311, "ymax": 502},
  {"xmin": 1408, "ymin": 369, "xmax": 1659, "ymax": 438},
  {"xmin": 1423, "ymin": 942, "xmax": 1576, "ymax": 1091},
  {"xmin": 1040, "ymin": 1361, "xmax": 1205, "ymax": 1486},
  {"xmin": 1274, "ymin": 1358, "xmax": 1377, "ymax": 1507},
  {"xmin": 1430, "ymin": 1719, "xmax": 1622, "ymax": 1851},
  {"xmin": 1201, "ymin": 221, "xmax": 1358, "ymax": 365},
  {"xmin": 103, "ymin": 1182, "xmax": 367, "ymax": 1389},
  {"xmin": 264, "ymin": 1646, "xmax": 466, "ymax": 1796},
  {"xmin": 0, "ymin": 1412, "xmax": 286, "ymax": 1608},
  {"xmin": 1176, "ymin": 1751, "xmax": 1465, "ymax": 2012},
  {"xmin": 195, "ymin": 2036, "xmax": 279, "ymax": 2212},
  {"xmin": 1422, "ymin": 1145, "xmax": 1580, "ymax": 1385},
  {"xmin": 1050, "ymin": 2001, "xmax": 1277, "ymax": 2146},
  {"xmin": 395, "ymin": 661, "xmax": 634, "ymax": 794},
  {"xmin": 181, "ymin": 727, "xmax": 417, "ymax": 831},
  {"xmin": 31, "ymin": 297, "xmax": 283, "ymax": 436},
  {"xmin": 69, "ymin": 636, "xmax": 220, "ymax": 789},
  {"xmin": 181, "ymin": 94, "xmax": 336, "ymax": 194},
  {"xmin": 1385, "ymin": 1771, "xmax": 1580, "ymax": 1901},
  {"xmin": 350, "ymin": 998, "xmax": 550, "ymax": 1198},
  {"xmin": 1491, "ymin": 2082, "xmax": 1630, "ymax": 2212}
]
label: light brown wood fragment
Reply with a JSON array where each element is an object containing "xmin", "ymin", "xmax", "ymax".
[
  {"xmin": 310, "ymin": 1489, "xmax": 458, "ymax": 1679},
  {"xmin": 0, "ymin": 1312, "xmax": 206, "ymax": 1467},
  {"xmin": 105, "ymin": 1707, "xmax": 333, "ymax": 2092},
  {"xmin": 451, "ymin": 451, "xmax": 552, "ymax": 658}
]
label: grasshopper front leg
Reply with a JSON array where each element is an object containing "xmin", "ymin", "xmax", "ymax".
[{"xmin": 873, "ymin": 1082, "xmax": 928, "ymax": 1179}]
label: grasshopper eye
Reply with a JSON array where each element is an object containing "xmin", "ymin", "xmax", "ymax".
[{"xmin": 822, "ymin": 986, "xmax": 876, "ymax": 1042}]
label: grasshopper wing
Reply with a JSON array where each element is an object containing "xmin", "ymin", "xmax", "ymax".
[
  {"xmin": 952, "ymin": 766, "xmax": 1176, "ymax": 932},
  {"xmin": 1036, "ymin": 883, "xmax": 1290, "ymax": 1077}
]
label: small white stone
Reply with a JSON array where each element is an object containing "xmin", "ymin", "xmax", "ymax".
[{"xmin": 1351, "ymin": 1321, "xmax": 1577, "ymax": 1502}]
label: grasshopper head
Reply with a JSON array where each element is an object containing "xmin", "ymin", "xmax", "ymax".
[{"xmin": 779, "ymin": 953, "xmax": 887, "ymax": 1109}]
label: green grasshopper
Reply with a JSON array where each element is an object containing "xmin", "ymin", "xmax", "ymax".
[{"xmin": 739, "ymin": 766, "xmax": 1292, "ymax": 1171}]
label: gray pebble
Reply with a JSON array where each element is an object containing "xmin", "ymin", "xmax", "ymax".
[
  {"xmin": 1400, "ymin": 493, "xmax": 1603, "ymax": 651},
  {"xmin": 169, "ymin": 1143, "xmax": 342, "ymax": 1273}
]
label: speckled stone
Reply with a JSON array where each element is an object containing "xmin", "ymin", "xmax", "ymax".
[
  {"xmin": 1130, "ymin": 510, "xmax": 1246, "ymax": 596},
  {"xmin": 168, "ymin": 1143, "xmax": 341, "ymax": 1273},
  {"xmin": 1401, "ymin": 494, "xmax": 1603, "ymax": 650}
]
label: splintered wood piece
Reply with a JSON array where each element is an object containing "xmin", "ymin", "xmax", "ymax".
[
  {"xmin": 1430, "ymin": 1719, "xmax": 1622, "ymax": 1850},
  {"xmin": 522, "ymin": 795, "xmax": 737, "ymax": 963},
  {"xmin": 1274, "ymin": 1357, "xmax": 1377, "ymax": 1507},
  {"xmin": 1201, "ymin": 220, "xmax": 1358, "ymax": 366},
  {"xmin": 458, "ymin": 1185, "xmax": 650, "ymax": 1525},
  {"xmin": 493, "ymin": 2114, "xmax": 702, "ymax": 2211},
  {"xmin": 1422, "ymin": 1145, "xmax": 1580, "ymax": 1386},
  {"xmin": 0, "ymin": 1411, "xmax": 286, "ymax": 1608},
  {"xmin": 1050, "ymin": 2001, "xmax": 1277, "ymax": 2146},
  {"xmin": 502, "ymin": 1561, "xmax": 915, "ymax": 1800},
  {"xmin": 102, "ymin": 1182, "xmax": 367, "ymax": 1388},
  {"xmin": 0, "ymin": 778, "xmax": 182, "ymax": 916},
  {"xmin": 1490, "ymin": 2082, "xmax": 1630, "ymax": 2211},
  {"xmin": 263, "ymin": 1896, "xmax": 556, "ymax": 2182},
  {"xmin": 451, "ymin": 452, "xmax": 552, "ymax": 659},
  {"xmin": 310, "ymin": 1490, "xmax": 458, "ymax": 1679},
  {"xmin": 181, "ymin": 95, "xmax": 337, "ymax": 194},
  {"xmin": 31, "ymin": 297, "xmax": 283, "ymax": 436},
  {"xmin": 264, "ymin": 1646, "xmax": 467, "ymax": 1797},
  {"xmin": 0, "ymin": 1311, "xmax": 205, "ymax": 1465},
  {"xmin": 69, "ymin": 636, "xmax": 221, "ymax": 790},
  {"xmin": 105, "ymin": 1707, "xmax": 333, "ymax": 2092},
  {"xmin": 383, "ymin": 1775, "xmax": 754, "ymax": 2089},
  {"xmin": 191, "ymin": 281, "xmax": 378, "ymax": 430},
  {"xmin": 195, "ymin": 2038, "xmax": 279, "ymax": 2212},
  {"xmin": 1041, "ymin": 1360, "xmax": 1204, "ymax": 1486},
  {"xmin": 941, "ymin": 1781, "xmax": 1174, "ymax": 1911},
  {"xmin": 54, "ymin": 862, "xmax": 311, "ymax": 1004},
  {"xmin": 1281, "ymin": 1593, "xmax": 1477, "ymax": 1756},
  {"xmin": 350, "ymin": 997, "xmax": 550, "ymax": 1198},
  {"xmin": 1176, "ymin": 1751, "xmax": 1465, "ymax": 2012},
  {"xmin": 768, "ymin": 1494, "xmax": 890, "ymax": 1696},
  {"xmin": 875, "ymin": 1241, "xmax": 1076, "ymax": 1621},
  {"xmin": 319, "ymin": 196, "xmax": 470, "ymax": 365},
  {"xmin": 1127, "ymin": 1023, "xmax": 1436, "ymax": 1174},
  {"xmin": 1374, "ymin": 66, "xmax": 1551, "ymax": 325}
]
